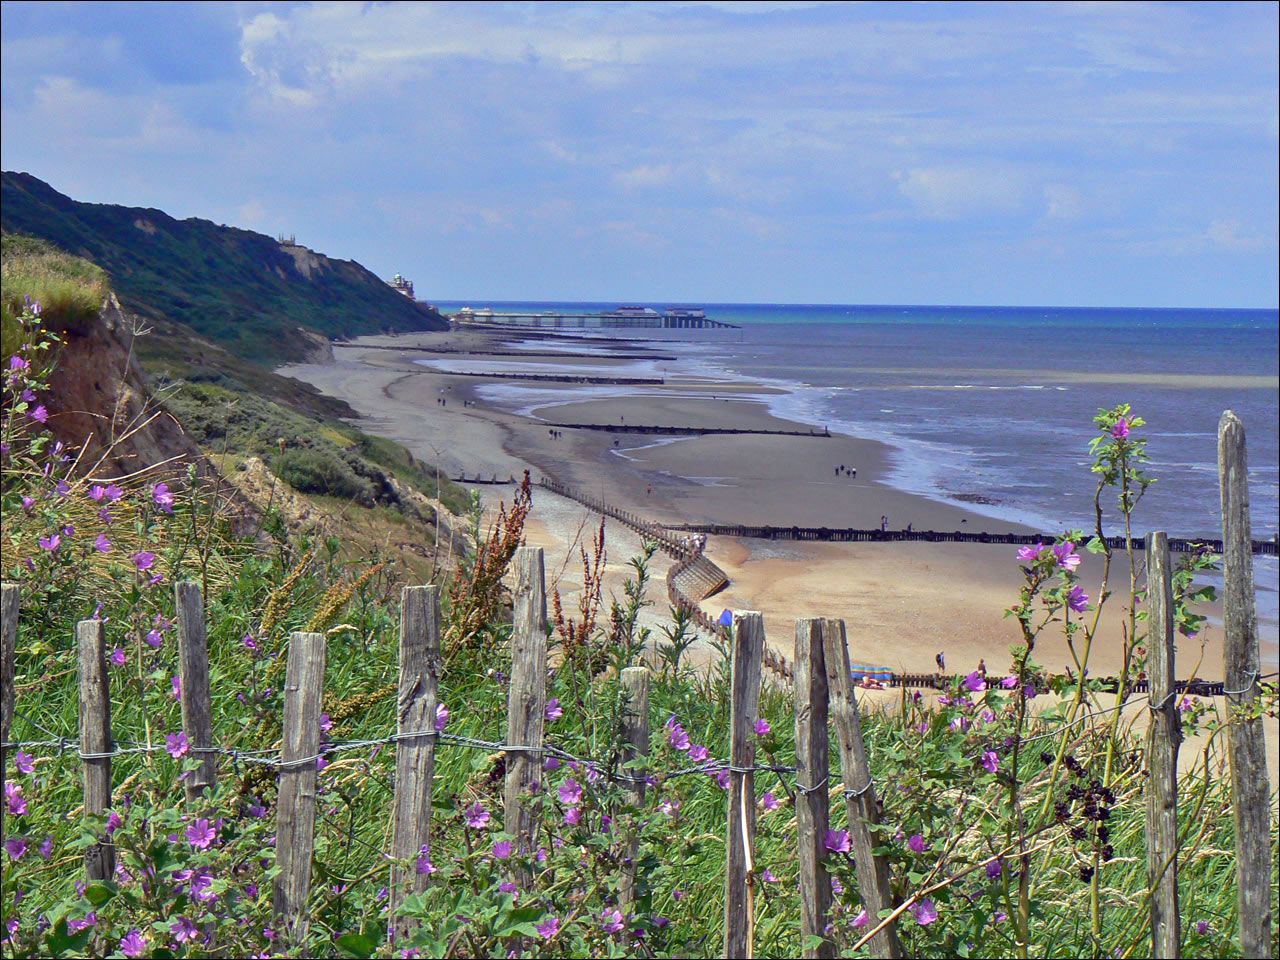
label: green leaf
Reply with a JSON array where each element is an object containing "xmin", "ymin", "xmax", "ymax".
[
  {"xmin": 335, "ymin": 931, "xmax": 380, "ymax": 957},
  {"xmin": 82, "ymin": 881, "xmax": 118, "ymax": 907}
]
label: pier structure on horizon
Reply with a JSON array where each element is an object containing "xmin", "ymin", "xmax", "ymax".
[{"xmin": 449, "ymin": 304, "xmax": 739, "ymax": 330}]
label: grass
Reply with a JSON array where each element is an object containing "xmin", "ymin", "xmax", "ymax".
[{"xmin": 1, "ymin": 233, "xmax": 108, "ymax": 357}]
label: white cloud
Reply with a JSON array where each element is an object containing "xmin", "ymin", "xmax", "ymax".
[
  {"xmin": 614, "ymin": 163, "xmax": 674, "ymax": 189},
  {"xmin": 894, "ymin": 167, "xmax": 1028, "ymax": 220}
]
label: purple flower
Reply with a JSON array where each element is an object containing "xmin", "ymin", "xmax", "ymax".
[
  {"xmin": 714, "ymin": 769, "xmax": 731, "ymax": 790},
  {"xmin": 492, "ymin": 840, "xmax": 512, "ymax": 859},
  {"xmin": 166, "ymin": 732, "xmax": 190, "ymax": 759},
  {"xmin": 601, "ymin": 909, "xmax": 625, "ymax": 934},
  {"xmin": 1066, "ymin": 585, "xmax": 1089, "ymax": 613},
  {"xmin": 761, "ymin": 867, "xmax": 780, "ymax": 883},
  {"xmin": 152, "ymin": 482, "xmax": 175, "ymax": 514},
  {"xmin": 132, "ymin": 551, "xmax": 156, "ymax": 572},
  {"xmin": 37, "ymin": 533, "xmax": 60, "ymax": 552},
  {"xmin": 545, "ymin": 698, "xmax": 562, "ymax": 721},
  {"xmin": 536, "ymin": 916, "xmax": 561, "ymax": 940},
  {"xmin": 14, "ymin": 752, "xmax": 35, "ymax": 775},
  {"xmin": 320, "ymin": 713, "xmax": 333, "ymax": 732},
  {"xmin": 986, "ymin": 858, "xmax": 1003, "ymax": 879},
  {"xmin": 688, "ymin": 744, "xmax": 710, "ymax": 763},
  {"xmin": 1000, "ymin": 675, "xmax": 1018, "ymax": 689},
  {"xmin": 660, "ymin": 799, "xmax": 680, "ymax": 817},
  {"xmin": 762, "ymin": 791, "xmax": 780, "ymax": 811},
  {"xmin": 1111, "ymin": 417, "xmax": 1130, "ymax": 439},
  {"xmin": 119, "ymin": 929, "xmax": 147, "ymax": 958},
  {"xmin": 104, "ymin": 484, "xmax": 123, "ymax": 501},
  {"xmin": 852, "ymin": 909, "xmax": 869, "ymax": 928},
  {"xmin": 8, "ymin": 355, "xmax": 29, "ymax": 371},
  {"xmin": 824, "ymin": 829, "xmax": 851, "ymax": 853},
  {"xmin": 995, "ymin": 909, "xmax": 1008, "ymax": 923},
  {"xmin": 434, "ymin": 703, "xmax": 449, "ymax": 733},
  {"xmin": 963, "ymin": 671, "xmax": 986, "ymax": 693},
  {"xmin": 93, "ymin": 534, "xmax": 112, "ymax": 553},
  {"xmin": 563, "ymin": 806, "xmax": 582, "ymax": 826},
  {"xmin": 667, "ymin": 720, "xmax": 690, "ymax": 752},
  {"xmin": 981, "ymin": 751, "xmax": 1000, "ymax": 774},
  {"xmin": 415, "ymin": 844, "xmax": 436, "ymax": 875},
  {"xmin": 20, "ymin": 496, "xmax": 34, "ymax": 512},
  {"xmin": 186, "ymin": 818, "xmax": 216, "ymax": 849},
  {"xmin": 106, "ymin": 811, "xmax": 123, "ymax": 834},
  {"xmin": 89, "ymin": 485, "xmax": 107, "ymax": 501},
  {"xmin": 1053, "ymin": 541, "xmax": 1081, "ymax": 571},
  {"xmin": 499, "ymin": 880, "xmax": 518, "ymax": 895},
  {"xmin": 1016, "ymin": 542, "xmax": 1043, "ymax": 562},
  {"xmin": 558, "ymin": 778, "xmax": 583, "ymax": 805},
  {"xmin": 754, "ymin": 718, "xmax": 771, "ymax": 736},
  {"xmin": 463, "ymin": 803, "xmax": 489, "ymax": 829},
  {"xmin": 910, "ymin": 899, "xmax": 939, "ymax": 926},
  {"xmin": 38, "ymin": 836, "xmax": 54, "ymax": 859},
  {"xmin": 28, "ymin": 405, "xmax": 48, "ymax": 424},
  {"xmin": 4, "ymin": 783, "xmax": 27, "ymax": 817},
  {"xmin": 68, "ymin": 912, "xmax": 97, "ymax": 933},
  {"xmin": 907, "ymin": 834, "xmax": 928, "ymax": 853},
  {"xmin": 4, "ymin": 838, "xmax": 28, "ymax": 860},
  {"xmin": 170, "ymin": 917, "xmax": 199, "ymax": 943},
  {"xmin": 1194, "ymin": 920, "xmax": 1211, "ymax": 936}
]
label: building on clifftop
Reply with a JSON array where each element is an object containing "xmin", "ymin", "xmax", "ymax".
[{"xmin": 388, "ymin": 273, "xmax": 415, "ymax": 299}]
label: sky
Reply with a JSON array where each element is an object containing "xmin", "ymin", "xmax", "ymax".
[{"xmin": 1, "ymin": 1, "xmax": 1277, "ymax": 308}]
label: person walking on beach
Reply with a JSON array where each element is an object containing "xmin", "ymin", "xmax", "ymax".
[
  {"xmin": 935, "ymin": 651, "xmax": 946, "ymax": 672},
  {"xmin": 881, "ymin": 515, "xmax": 889, "ymax": 532}
]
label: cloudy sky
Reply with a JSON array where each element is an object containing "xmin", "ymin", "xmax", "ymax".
[{"xmin": 2, "ymin": 1, "xmax": 1276, "ymax": 307}]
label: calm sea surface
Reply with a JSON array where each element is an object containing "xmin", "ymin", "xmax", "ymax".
[{"xmin": 436, "ymin": 301, "xmax": 1280, "ymax": 655}]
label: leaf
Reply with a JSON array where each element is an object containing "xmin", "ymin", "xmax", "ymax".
[
  {"xmin": 82, "ymin": 881, "xmax": 118, "ymax": 907},
  {"xmin": 43, "ymin": 918, "xmax": 92, "ymax": 959},
  {"xmin": 335, "ymin": 931, "xmax": 380, "ymax": 957}
]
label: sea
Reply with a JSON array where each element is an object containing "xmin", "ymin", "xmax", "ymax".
[{"xmin": 434, "ymin": 301, "xmax": 1280, "ymax": 660}]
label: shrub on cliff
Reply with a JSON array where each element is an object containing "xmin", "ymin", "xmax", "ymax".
[{"xmin": 271, "ymin": 446, "xmax": 375, "ymax": 503}]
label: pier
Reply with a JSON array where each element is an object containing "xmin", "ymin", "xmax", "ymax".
[{"xmin": 450, "ymin": 307, "xmax": 739, "ymax": 330}]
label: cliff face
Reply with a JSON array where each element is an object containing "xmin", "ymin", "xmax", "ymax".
[
  {"xmin": 1, "ymin": 172, "xmax": 448, "ymax": 366},
  {"xmin": 45, "ymin": 293, "xmax": 211, "ymax": 482}
]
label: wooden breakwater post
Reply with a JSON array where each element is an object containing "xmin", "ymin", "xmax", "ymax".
[
  {"xmin": 506, "ymin": 548, "xmax": 548, "ymax": 864},
  {"xmin": 174, "ymin": 582, "xmax": 217, "ymax": 801},
  {"xmin": 794, "ymin": 619, "xmax": 834, "ymax": 959},
  {"xmin": 77, "ymin": 619, "xmax": 115, "ymax": 882},
  {"xmin": 824, "ymin": 620, "xmax": 902, "ymax": 959},
  {"xmin": 274, "ymin": 631, "xmax": 327, "ymax": 943},
  {"xmin": 1218, "ymin": 411, "xmax": 1273, "ymax": 958},
  {"xmin": 1, "ymin": 582, "xmax": 17, "ymax": 803},
  {"xmin": 389, "ymin": 585, "xmax": 442, "ymax": 943},
  {"xmin": 724, "ymin": 612, "xmax": 764, "ymax": 959},
  {"xmin": 1145, "ymin": 533, "xmax": 1180, "ymax": 958},
  {"xmin": 619, "ymin": 665, "xmax": 650, "ymax": 912}
]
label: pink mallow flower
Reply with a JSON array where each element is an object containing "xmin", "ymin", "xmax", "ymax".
[
  {"xmin": 544, "ymin": 698, "xmax": 562, "ymax": 721},
  {"xmin": 5, "ymin": 783, "xmax": 28, "ymax": 816},
  {"xmin": 166, "ymin": 732, "xmax": 190, "ymax": 759},
  {"xmin": 119, "ymin": 929, "xmax": 147, "ymax": 958},
  {"xmin": 1053, "ymin": 541, "xmax": 1081, "ymax": 571},
  {"xmin": 907, "ymin": 834, "xmax": 928, "ymax": 853},
  {"xmin": 963, "ymin": 671, "xmax": 986, "ymax": 693},
  {"xmin": 463, "ymin": 803, "xmax": 490, "ymax": 829},
  {"xmin": 558, "ymin": 778, "xmax": 583, "ymax": 805},
  {"xmin": 152, "ymin": 482, "xmax": 175, "ymax": 514},
  {"xmin": 434, "ymin": 703, "xmax": 449, "ymax": 733},
  {"xmin": 186, "ymin": 818, "xmax": 216, "ymax": 850},
  {"xmin": 910, "ymin": 899, "xmax": 939, "ymax": 926},
  {"xmin": 1016, "ymin": 542, "xmax": 1044, "ymax": 563},
  {"xmin": 1111, "ymin": 417, "xmax": 1130, "ymax": 439},
  {"xmin": 94, "ymin": 534, "xmax": 111, "ymax": 553},
  {"xmin": 1066, "ymin": 585, "xmax": 1089, "ymax": 613},
  {"xmin": 536, "ymin": 917, "xmax": 561, "ymax": 940},
  {"xmin": 982, "ymin": 751, "xmax": 1000, "ymax": 774},
  {"xmin": 824, "ymin": 829, "xmax": 851, "ymax": 853},
  {"xmin": 600, "ymin": 909, "xmax": 625, "ymax": 935},
  {"xmin": 132, "ymin": 551, "xmax": 156, "ymax": 572},
  {"xmin": 754, "ymin": 718, "xmax": 771, "ymax": 736}
]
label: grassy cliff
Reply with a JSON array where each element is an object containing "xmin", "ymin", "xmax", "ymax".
[{"xmin": 1, "ymin": 171, "xmax": 447, "ymax": 365}]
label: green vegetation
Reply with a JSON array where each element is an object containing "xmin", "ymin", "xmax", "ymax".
[
  {"xmin": 1, "ymin": 172, "xmax": 447, "ymax": 366},
  {"xmin": 1, "ymin": 233, "xmax": 108, "ymax": 359}
]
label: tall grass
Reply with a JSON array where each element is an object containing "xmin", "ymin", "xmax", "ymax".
[{"xmin": 1, "ymin": 233, "xmax": 108, "ymax": 352}]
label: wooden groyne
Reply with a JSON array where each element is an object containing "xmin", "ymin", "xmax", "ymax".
[
  {"xmin": 664, "ymin": 523, "xmax": 1279, "ymax": 556},
  {"xmin": 549, "ymin": 422, "xmax": 831, "ymax": 438},
  {"xmin": 434, "ymin": 370, "xmax": 665, "ymax": 386}
]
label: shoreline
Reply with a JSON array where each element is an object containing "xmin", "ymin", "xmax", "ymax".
[{"xmin": 277, "ymin": 328, "xmax": 1278, "ymax": 675}]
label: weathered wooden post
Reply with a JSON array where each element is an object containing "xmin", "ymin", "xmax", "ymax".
[
  {"xmin": 77, "ymin": 618, "xmax": 115, "ymax": 882},
  {"xmin": 174, "ymin": 581, "xmax": 217, "ymax": 801},
  {"xmin": 1, "ymin": 583, "xmax": 17, "ymax": 797},
  {"xmin": 389, "ymin": 585, "xmax": 442, "ymax": 943},
  {"xmin": 619, "ymin": 665, "xmax": 650, "ymax": 912},
  {"xmin": 794, "ymin": 619, "xmax": 834, "ymax": 959},
  {"xmin": 505, "ymin": 548, "xmax": 547, "ymax": 862},
  {"xmin": 274, "ymin": 631, "xmax": 327, "ymax": 943},
  {"xmin": 1145, "ymin": 532, "xmax": 1180, "ymax": 959},
  {"xmin": 724, "ymin": 612, "xmax": 764, "ymax": 959},
  {"xmin": 1218, "ymin": 411, "xmax": 1273, "ymax": 959},
  {"xmin": 824, "ymin": 620, "xmax": 902, "ymax": 959}
]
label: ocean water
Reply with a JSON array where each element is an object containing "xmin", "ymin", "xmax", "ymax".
[{"xmin": 436, "ymin": 300, "xmax": 1279, "ymax": 656}]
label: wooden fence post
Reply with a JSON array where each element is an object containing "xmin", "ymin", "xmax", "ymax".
[
  {"xmin": 1, "ymin": 583, "xmax": 17, "ymax": 798},
  {"xmin": 1218, "ymin": 411, "xmax": 1273, "ymax": 959},
  {"xmin": 274, "ymin": 631, "xmax": 327, "ymax": 944},
  {"xmin": 619, "ymin": 665, "xmax": 650, "ymax": 913},
  {"xmin": 505, "ymin": 547, "xmax": 547, "ymax": 862},
  {"xmin": 794, "ymin": 619, "xmax": 834, "ymax": 959},
  {"xmin": 824, "ymin": 620, "xmax": 902, "ymax": 959},
  {"xmin": 77, "ymin": 619, "xmax": 115, "ymax": 882},
  {"xmin": 1145, "ymin": 532, "xmax": 1180, "ymax": 958},
  {"xmin": 724, "ymin": 611, "xmax": 764, "ymax": 959},
  {"xmin": 389, "ymin": 585, "xmax": 441, "ymax": 943},
  {"xmin": 174, "ymin": 581, "xmax": 216, "ymax": 801}
]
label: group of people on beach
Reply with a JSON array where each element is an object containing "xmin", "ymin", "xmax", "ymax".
[
  {"xmin": 547, "ymin": 428, "xmax": 565, "ymax": 440},
  {"xmin": 834, "ymin": 463, "xmax": 857, "ymax": 478}
]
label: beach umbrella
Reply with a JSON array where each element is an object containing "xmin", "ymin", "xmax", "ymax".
[{"xmin": 718, "ymin": 609, "xmax": 733, "ymax": 627}]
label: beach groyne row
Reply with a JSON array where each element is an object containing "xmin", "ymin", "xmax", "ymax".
[
  {"xmin": 548, "ymin": 422, "xmax": 831, "ymax": 438},
  {"xmin": 440, "ymin": 370, "xmax": 665, "ymax": 385},
  {"xmin": 336, "ymin": 342, "xmax": 679, "ymax": 362},
  {"xmin": 665, "ymin": 523, "xmax": 1280, "ymax": 556}
]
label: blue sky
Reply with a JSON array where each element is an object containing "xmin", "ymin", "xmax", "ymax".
[{"xmin": 2, "ymin": 1, "xmax": 1277, "ymax": 308}]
